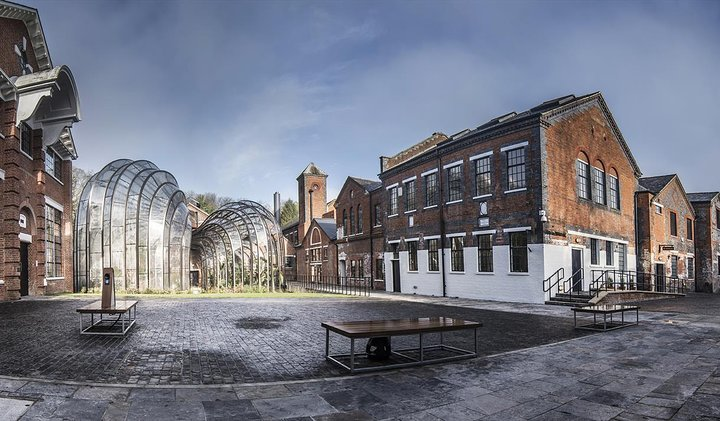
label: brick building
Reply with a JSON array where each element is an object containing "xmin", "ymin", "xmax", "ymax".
[
  {"xmin": 636, "ymin": 175, "xmax": 695, "ymax": 291},
  {"xmin": 379, "ymin": 93, "xmax": 641, "ymax": 304},
  {"xmin": 1, "ymin": 1, "xmax": 81, "ymax": 300},
  {"xmin": 687, "ymin": 192, "xmax": 720, "ymax": 293},
  {"xmin": 334, "ymin": 176, "xmax": 385, "ymax": 289}
]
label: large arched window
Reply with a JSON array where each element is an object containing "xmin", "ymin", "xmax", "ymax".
[
  {"xmin": 357, "ymin": 205, "xmax": 363, "ymax": 233},
  {"xmin": 592, "ymin": 160, "xmax": 606, "ymax": 205},
  {"xmin": 576, "ymin": 152, "xmax": 591, "ymax": 200},
  {"xmin": 349, "ymin": 207, "xmax": 355, "ymax": 235},
  {"xmin": 342, "ymin": 209, "xmax": 347, "ymax": 236},
  {"xmin": 310, "ymin": 227, "xmax": 321, "ymax": 245},
  {"xmin": 608, "ymin": 168, "xmax": 620, "ymax": 210}
]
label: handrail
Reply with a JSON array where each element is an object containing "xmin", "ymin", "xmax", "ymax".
[
  {"xmin": 543, "ymin": 267, "xmax": 564, "ymax": 292},
  {"xmin": 561, "ymin": 268, "xmax": 583, "ymax": 298},
  {"xmin": 589, "ymin": 269, "xmax": 686, "ymax": 297}
]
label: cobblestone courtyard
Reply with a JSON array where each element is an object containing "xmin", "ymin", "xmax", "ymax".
[{"xmin": 0, "ymin": 296, "xmax": 588, "ymax": 385}]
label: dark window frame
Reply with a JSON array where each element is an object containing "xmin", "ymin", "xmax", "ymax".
[
  {"xmin": 450, "ymin": 236, "xmax": 465, "ymax": 272},
  {"xmin": 20, "ymin": 122, "xmax": 32, "ymax": 156},
  {"xmin": 388, "ymin": 186, "xmax": 398, "ymax": 216},
  {"xmin": 477, "ymin": 234, "xmax": 493, "ymax": 273},
  {"xmin": 446, "ymin": 165, "xmax": 463, "ymax": 202},
  {"xmin": 424, "ymin": 172, "xmax": 438, "ymax": 207},
  {"xmin": 606, "ymin": 240, "xmax": 614, "ymax": 266},
  {"xmin": 670, "ymin": 211, "xmax": 677, "ymax": 236},
  {"xmin": 373, "ymin": 203, "xmax": 382, "ymax": 226},
  {"xmin": 427, "ymin": 238, "xmax": 439, "ymax": 272},
  {"xmin": 509, "ymin": 231, "xmax": 528, "ymax": 273},
  {"xmin": 592, "ymin": 166, "xmax": 606, "ymax": 205},
  {"xmin": 474, "ymin": 156, "xmax": 492, "ymax": 197},
  {"xmin": 357, "ymin": 205, "xmax": 363, "ymax": 233},
  {"xmin": 576, "ymin": 159, "xmax": 591, "ymax": 200},
  {"xmin": 608, "ymin": 174, "xmax": 620, "ymax": 209},
  {"xmin": 404, "ymin": 179, "xmax": 416, "ymax": 211},
  {"xmin": 591, "ymin": 238, "xmax": 599, "ymax": 265},
  {"xmin": 688, "ymin": 257, "xmax": 694, "ymax": 279},
  {"xmin": 407, "ymin": 241, "xmax": 418, "ymax": 271},
  {"xmin": 686, "ymin": 218, "xmax": 693, "ymax": 240},
  {"xmin": 506, "ymin": 147, "xmax": 526, "ymax": 191},
  {"xmin": 671, "ymin": 255, "xmax": 678, "ymax": 278}
]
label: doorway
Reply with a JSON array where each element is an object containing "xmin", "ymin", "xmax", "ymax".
[
  {"xmin": 655, "ymin": 263, "xmax": 666, "ymax": 292},
  {"xmin": 20, "ymin": 242, "xmax": 29, "ymax": 296},
  {"xmin": 571, "ymin": 248, "xmax": 583, "ymax": 292},
  {"xmin": 392, "ymin": 260, "xmax": 401, "ymax": 293}
]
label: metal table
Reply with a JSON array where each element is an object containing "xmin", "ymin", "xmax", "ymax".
[
  {"xmin": 76, "ymin": 300, "xmax": 138, "ymax": 336},
  {"xmin": 572, "ymin": 304, "xmax": 639, "ymax": 331}
]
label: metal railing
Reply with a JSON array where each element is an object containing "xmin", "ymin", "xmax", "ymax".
[
  {"xmin": 543, "ymin": 267, "xmax": 565, "ymax": 294},
  {"xmin": 561, "ymin": 268, "xmax": 584, "ymax": 299},
  {"xmin": 286, "ymin": 275, "xmax": 372, "ymax": 297},
  {"xmin": 589, "ymin": 270, "xmax": 686, "ymax": 298}
]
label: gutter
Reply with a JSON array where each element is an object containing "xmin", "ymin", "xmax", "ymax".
[{"xmin": 437, "ymin": 150, "xmax": 447, "ymax": 297}]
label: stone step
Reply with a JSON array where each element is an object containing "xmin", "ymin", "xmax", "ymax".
[{"xmin": 544, "ymin": 300, "xmax": 587, "ymax": 307}]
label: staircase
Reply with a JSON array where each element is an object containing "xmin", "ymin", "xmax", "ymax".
[{"xmin": 543, "ymin": 267, "xmax": 592, "ymax": 307}]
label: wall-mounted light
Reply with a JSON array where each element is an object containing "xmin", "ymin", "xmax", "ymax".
[{"xmin": 539, "ymin": 209, "xmax": 548, "ymax": 223}]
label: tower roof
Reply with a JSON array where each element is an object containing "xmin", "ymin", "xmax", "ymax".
[{"xmin": 297, "ymin": 162, "xmax": 327, "ymax": 180}]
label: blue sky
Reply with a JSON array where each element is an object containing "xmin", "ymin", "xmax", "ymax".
[{"xmin": 27, "ymin": 0, "xmax": 720, "ymax": 204}]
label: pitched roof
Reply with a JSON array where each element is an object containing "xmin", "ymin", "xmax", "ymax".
[
  {"xmin": 298, "ymin": 162, "xmax": 327, "ymax": 178},
  {"xmin": 350, "ymin": 177, "xmax": 382, "ymax": 192},
  {"xmin": 638, "ymin": 175, "xmax": 676, "ymax": 194},
  {"xmin": 315, "ymin": 218, "xmax": 337, "ymax": 240},
  {"xmin": 687, "ymin": 192, "xmax": 720, "ymax": 203}
]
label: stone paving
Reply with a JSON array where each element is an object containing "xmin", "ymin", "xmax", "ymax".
[{"xmin": 0, "ymin": 292, "xmax": 718, "ymax": 420}]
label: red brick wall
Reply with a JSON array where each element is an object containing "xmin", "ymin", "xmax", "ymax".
[
  {"xmin": 544, "ymin": 103, "xmax": 637, "ymax": 247},
  {"xmin": 691, "ymin": 198, "xmax": 720, "ymax": 292},
  {"xmin": 0, "ymin": 17, "xmax": 40, "ymax": 78}
]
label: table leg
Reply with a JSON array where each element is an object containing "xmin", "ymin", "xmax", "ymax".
[
  {"xmin": 419, "ymin": 333, "xmax": 424, "ymax": 362},
  {"xmin": 350, "ymin": 338, "xmax": 355, "ymax": 373},
  {"xmin": 325, "ymin": 329, "xmax": 329, "ymax": 357},
  {"xmin": 621, "ymin": 310, "xmax": 624, "ymax": 326},
  {"xmin": 636, "ymin": 308, "xmax": 639, "ymax": 325}
]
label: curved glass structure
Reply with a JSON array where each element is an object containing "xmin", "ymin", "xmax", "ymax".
[
  {"xmin": 191, "ymin": 201, "xmax": 284, "ymax": 291},
  {"xmin": 74, "ymin": 159, "xmax": 192, "ymax": 291}
]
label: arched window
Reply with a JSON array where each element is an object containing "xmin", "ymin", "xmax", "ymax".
[
  {"xmin": 349, "ymin": 207, "xmax": 355, "ymax": 235},
  {"xmin": 592, "ymin": 160, "xmax": 606, "ymax": 205},
  {"xmin": 342, "ymin": 209, "xmax": 347, "ymax": 236},
  {"xmin": 310, "ymin": 227, "xmax": 322, "ymax": 245},
  {"xmin": 608, "ymin": 168, "xmax": 620, "ymax": 210},
  {"xmin": 357, "ymin": 205, "xmax": 363, "ymax": 233},
  {"xmin": 576, "ymin": 152, "xmax": 591, "ymax": 200}
]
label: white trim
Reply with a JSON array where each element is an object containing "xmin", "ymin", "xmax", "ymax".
[
  {"xmin": 500, "ymin": 141, "xmax": 528, "ymax": 152},
  {"xmin": 388, "ymin": 240, "xmax": 401, "ymax": 244},
  {"xmin": 472, "ymin": 230, "xmax": 495, "ymax": 236},
  {"xmin": 504, "ymin": 188, "xmax": 527, "ymax": 194},
  {"xmin": 405, "ymin": 237, "xmax": 420, "ymax": 242},
  {"xmin": 686, "ymin": 253, "xmax": 695, "ymax": 257},
  {"xmin": 20, "ymin": 149, "xmax": 33, "ymax": 160},
  {"xmin": 0, "ymin": 168, "xmax": 5, "ymax": 180},
  {"xmin": 504, "ymin": 226, "xmax": 531, "ymax": 233},
  {"xmin": 44, "ymin": 196, "xmax": 64, "ymax": 212},
  {"xmin": 421, "ymin": 168, "xmax": 438, "ymax": 177},
  {"xmin": 469, "ymin": 151, "xmax": 492, "ymax": 161},
  {"xmin": 423, "ymin": 205, "xmax": 438, "ymax": 210},
  {"xmin": 652, "ymin": 202, "xmax": 665, "ymax": 208},
  {"xmin": 0, "ymin": 280, "xmax": 4, "ymax": 286},
  {"xmin": 387, "ymin": 213, "xmax": 398, "ymax": 218},
  {"xmin": 45, "ymin": 276, "xmax": 64, "ymax": 281},
  {"xmin": 19, "ymin": 233, "xmax": 32, "ymax": 243},
  {"xmin": 566, "ymin": 229, "xmax": 629, "ymax": 245},
  {"xmin": 577, "ymin": 158, "xmax": 589, "ymax": 164},
  {"xmin": 404, "ymin": 210, "xmax": 416, "ymax": 215},
  {"xmin": 473, "ymin": 194, "xmax": 492, "ymax": 200},
  {"xmin": 386, "ymin": 183, "xmax": 398, "ymax": 190},
  {"xmin": 423, "ymin": 235, "xmax": 441, "ymax": 240},
  {"xmin": 446, "ymin": 199, "xmax": 463, "ymax": 205},
  {"xmin": 443, "ymin": 160, "xmax": 463, "ymax": 169},
  {"xmin": 402, "ymin": 176, "xmax": 417, "ymax": 183},
  {"xmin": 446, "ymin": 232, "xmax": 466, "ymax": 238}
]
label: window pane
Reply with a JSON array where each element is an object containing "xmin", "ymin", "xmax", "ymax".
[
  {"xmin": 591, "ymin": 239, "xmax": 599, "ymax": 265},
  {"xmin": 405, "ymin": 180, "xmax": 416, "ymax": 211},
  {"xmin": 509, "ymin": 231, "xmax": 528, "ymax": 272},
  {"xmin": 688, "ymin": 257, "xmax": 694, "ymax": 279},
  {"xmin": 671, "ymin": 255, "xmax": 678, "ymax": 277},
  {"xmin": 451, "ymin": 237, "xmax": 464, "ymax": 272},
  {"xmin": 687, "ymin": 218, "xmax": 693, "ymax": 240},
  {"xmin": 427, "ymin": 239, "xmax": 439, "ymax": 271},
  {"xmin": 408, "ymin": 241, "xmax": 418, "ymax": 271},
  {"xmin": 357, "ymin": 206, "xmax": 363, "ymax": 233},
  {"xmin": 592, "ymin": 167, "xmax": 605, "ymax": 204},
  {"xmin": 447, "ymin": 165, "xmax": 463, "ymax": 202},
  {"xmin": 608, "ymin": 175, "xmax": 619, "ymax": 209},
  {"xmin": 425, "ymin": 173, "xmax": 438, "ymax": 207},
  {"xmin": 477, "ymin": 234, "xmax": 493, "ymax": 272},
  {"xmin": 670, "ymin": 212, "xmax": 677, "ymax": 236},
  {"xmin": 606, "ymin": 241, "xmax": 613, "ymax": 265},
  {"xmin": 475, "ymin": 157, "xmax": 492, "ymax": 196},
  {"xmin": 507, "ymin": 148, "xmax": 526, "ymax": 190},
  {"xmin": 388, "ymin": 187, "xmax": 398, "ymax": 215},
  {"xmin": 576, "ymin": 160, "xmax": 590, "ymax": 200}
]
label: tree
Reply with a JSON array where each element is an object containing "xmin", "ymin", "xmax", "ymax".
[
  {"xmin": 187, "ymin": 191, "xmax": 235, "ymax": 214},
  {"xmin": 280, "ymin": 199, "xmax": 299, "ymax": 226}
]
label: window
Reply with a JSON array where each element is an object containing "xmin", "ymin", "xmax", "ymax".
[
  {"xmin": 576, "ymin": 159, "xmax": 591, "ymax": 200},
  {"xmin": 447, "ymin": 165, "xmax": 463, "ymax": 202},
  {"xmin": 591, "ymin": 239, "xmax": 599, "ymax": 265},
  {"xmin": 357, "ymin": 205, "xmax": 363, "ymax": 233},
  {"xmin": 506, "ymin": 148, "xmax": 526, "ymax": 190},
  {"xmin": 474, "ymin": 156, "xmax": 492, "ymax": 196},
  {"xmin": 688, "ymin": 257, "xmax": 695, "ymax": 279},
  {"xmin": 509, "ymin": 231, "xmax": 528, "ymax": 273},
  {"xmin": 375, "ymin": 259, "xmax": 384, "ymax": 280},
  {"xmin": 374, "ymin": 203, "xmax": 382, "ymax": 226},
  {"xmin": 670, "ymin": 211, "xmax": 677, "ymax": 236},
  {"xmin": 342, "ymin": 209, "xmax": 348, "ymax": 236},
  {"xmin": 45, "ymin": 148, "xmax": 62, "ymax": 180},
  {"xmin": 407, "ymin": 241, "xmax": 418, "ymax": 271},
  {"xmin": 427, "ymin": 239, "xmax": 439, "ymax": 271},
  {"xmin": 592, "ymin": 165, "xmax": 606, "ymax": 204},
  {"xmin": 618, "ymin": 244, "xmax": 627, "ymax": 271},
  {"xmin": 608, "ymin": 173, "xmax": 619, "ymax": 209},
  {"xmin": 21, "ymin": 123, "xmax": 32, "ymax": 156},
  {"xmin": 425, "ymin": 172, "xmax": 438, "ymax": 207},
  {"xmin": 450, "ymin": 237, "xmax": 464, "ymax": 272},
  {"xmin": 477, "ymin": 234, "xmax": 493, "ymax": 272},
  {"xmin": 349, "ymin": 207, "xmax": 355, "ymax": 235},
  {"xmin": 606, "ymin": 241, "xmax": 614, "ymax": 266},
  {"xmin": 687, "ymin": 218, "xmax": 693, "ymax": 240},
  {"xmin": 388, "ymin": 187, "xmax": 398, "ymax": 216},
  {"xmin": 350, "ymin": 260, "xmax": 357, "ymax": 277},
  {"xmin": 717, "ymin": 209, "xmax": 720, "ymax": 228},
  {"xmin": 323, "ymin": 247, "xmax": 328, "ymax": 261},
  {"xmin": 358, "ymin": 259, "xmax": 364, "ymax": 278},
  {"xmin": 405, "ymin": 180, "xmax": 416, "ymax": 211},
  {"xmin": 655, "ymin": 204, "xmax": 663, "ymax": 214},
  {"xmin": 671, "ymin": 255, "xmax": 678, "ymax": 278},
  {"xmin": 45, "ymin": 205, "xmax": 63, "ymax": 278}
]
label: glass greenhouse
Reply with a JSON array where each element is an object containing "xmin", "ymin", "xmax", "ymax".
[
  {"xmin": 74, "ymin": 159, "xmax": 192, "ymax": 292},
  {"xmin": 74, "ymin": 160, "xmax": 285, "ymax": 293},
  {"xmin": 190, "ymin": 201, "xmax": 284, "ymax": 291}
]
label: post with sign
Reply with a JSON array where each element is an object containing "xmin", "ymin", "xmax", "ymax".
[{"xmin": 101, "ymin": 267, "xmax": 115, "ymax": 308}]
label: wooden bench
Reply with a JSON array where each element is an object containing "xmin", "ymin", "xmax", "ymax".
[
  {"xmin": 321, "ymin": 317, "xmax": 482, "ymax": 373},
  {"xmin": 572, "ymin": 304, "xmax": 639, "ymax": 331},
  {"xmin": 76, "ymin": 300, "xmax": 138, "ymax": 336}
]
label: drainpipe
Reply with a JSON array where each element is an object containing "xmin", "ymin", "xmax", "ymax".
[
  {"xmin": 437, "ymin": 151, "xmax": 447, "ymax": 297},
  {"xmin": 369, "ymin": 190, "xmax": 374, "ymax": 290}
]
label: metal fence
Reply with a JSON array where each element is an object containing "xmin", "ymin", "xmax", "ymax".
[
  {"xmin": 589, "ymin": 270, "xmax": 687, "ymax": 297},
  {"xmin": 286, "ymin": 275, "xmax": 372, "ymax": 297}
]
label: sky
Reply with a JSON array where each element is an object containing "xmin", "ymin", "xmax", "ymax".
[{"xmin": 25, "ymin": 0, "xmax": 720, "ymax": 205}]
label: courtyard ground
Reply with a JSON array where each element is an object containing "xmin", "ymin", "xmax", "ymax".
[{"xmin": 0, "ymin": 291, "xmax": 718, "ymax": 420}]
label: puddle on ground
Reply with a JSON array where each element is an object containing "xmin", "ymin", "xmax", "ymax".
[{"xmin": 235, "ymin": 317, "xmax": 291, "ymax": 329}]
